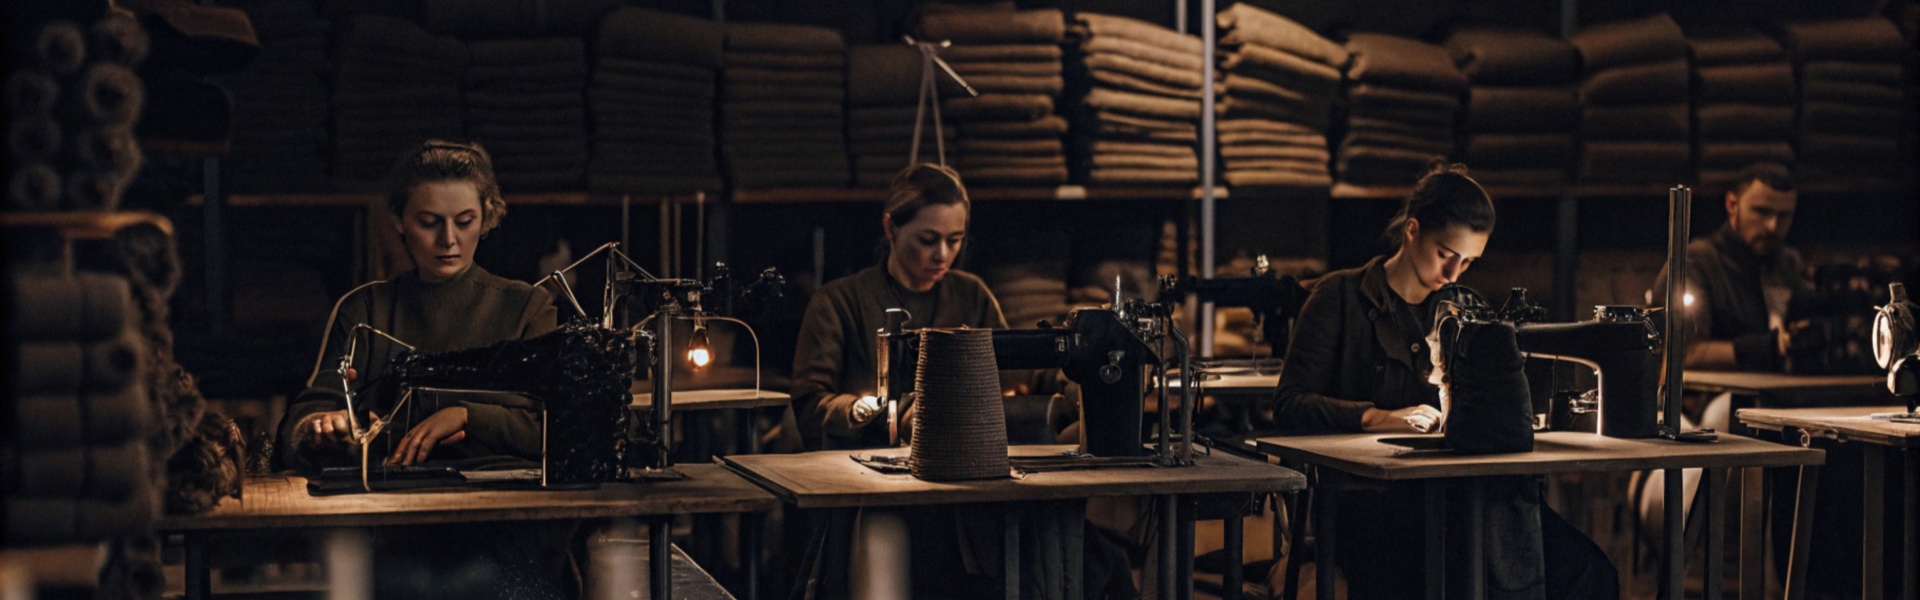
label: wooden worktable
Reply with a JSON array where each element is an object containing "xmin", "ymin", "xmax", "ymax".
[
  {"xmin": 631, "ymin": 389, "xmax": 790, "ymax": 412},
  {"xmin": 1684, "ymin": 371, "xmax": 1892, "ymax": 408},
  {"xmin": 1738, "ymin": 406, "xmax": 1920, "ymax": 448},
  {"xmin": 1253, "ymin": 430, "xmax": 1822, "ymax": 481}
]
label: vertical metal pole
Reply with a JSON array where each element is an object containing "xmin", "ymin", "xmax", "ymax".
[
  {"xmin": 652, "ymin": 308, "xmax": 675, "ymax": 468},
  {"xmin": 651, "ymin": 518, "xmax": 672, "ymax": 600},
  {"xmin": 1179, "ymin": 497, "xmax": 1196, "ymax": 600},
  {"xmin": 1552, "ymin": 0, "xmax": 1579, "ymax": 323},
  {"xmin": 1426, "ymin": 481, "xmax": 1446, "ymax": 600},
  {"xmin": 1705, "ymin": 468, "xmax": 1726, "ymax": 600},
  {"xmin": 1867, "ymin": 447, "xmax": 1886, "ymax": 600},
  {"xmin": 744, "ymin": 512, "xmax": 763, "ymax": 600},
  {"xmin": 1466, "ymin": 480, "xmax": 1486, "ymax": 600},
  {"xmin": 202, "ymin": 158, "xmax": 227, "ymax": 338},
  {"xmin": 1786, "ymin": 465, "xmax": 1820, "ymax": 600},
  {"xmin": 1198, "ymin": 0, "xmax": 1218, "ymax": 358},
  {"xmin": 1904, "ymin": 449, "xmax": 1916, "ymax": 600},
  {"xmin": 1664, "ymin": 185, "xmax": 1690, "ymax": 435},
  {"xmin": 1315, "ymin": 483, "xmax": 1338, "ymax": 600},
  {"xmin": 1740, "ymin": 467, "xmax": 1766, "ymax": 600},
  {"xmin": 1160, "ymin": 495, "xmax": 1178, "ymax": 600},
  {"xmin": 1005, "ymin": 507, "xmax": 1021, "ymax": 600},
  {"xmin": 1664, "ymin": 468, "xmax": 1685, "ymax": 600},
  {"xmin": 1224, "ymin": 506, "xmax": 1244, "ymax": 600}
]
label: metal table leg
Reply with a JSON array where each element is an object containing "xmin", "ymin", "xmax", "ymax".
[
  {"xmin": 1425, "ymin": 481, "xmax": 1446, "ymax": 600},
  {"xmin": 1869, "ymin": 447, "xmax": 1887, "ymax": 600},
  {"xmin": 1179, "ymin": 496, "xmax": 1195, "ymax": 600},
  {"xmin": 1464, "ymin": 479, "xmax": 1486, "ymax": 600},
  {"xmin": 1224, "ymin": 504, "xmax": 1244, "ymax": 600},
  {"xmin": 1664, "ymin": 468, "xmax": 1685, "ymax": 600},
  {"xmin": 1283, "ymin": 490, "xmax": 1308, "ymax": 600},
  {"xmin": 184, "ymin": 533, "xmax": 210, "ymax": 600},
  {"xmin": 744, "ymin": 512, "xmax": 763, "ymax": 600},
  {"xmin": 1315, "ymin": 484, "xmax": 1337, "ymax": 600},
  {"xmin": 1160, "ymin": 495, "xmax": 1178, "ymax": 600},
  {"xmin": 1904, "ymin": 448, "xmax": 1916, "ymax": 600},
  {"xmin": 1005, "ymin": 506, "xmax": 1021, "ymax": 600},
  {"xmin": 1705, "ymin": 468, "xmax": 1727, "ymax": 600},
  {"xmin": 1741, "ymin": 467, "xmax": 1766, "ymax": 600},
  {"xmin": 1786, "ymin": 465, "xmax": 1821, "ymax": 600},
  {"xmin": 651, "ymin": 517, "xmax": 671, "ymax": 600}
]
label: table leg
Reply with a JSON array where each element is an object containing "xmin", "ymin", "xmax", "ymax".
[
  {"xmin": 1160, "ymin": 495, "xmax": 1178, "ymax": 600},
  {"xmin": 1868, "ymin": 446, "xmax": 1886, "ymax": 600},
  {"xmin": 1283, "ymin": 491, "xmax": 1307, "ymax": 600},
  {"xmin": 1664, "ymin": 468, "xmax": 1685, "ymax": 600},
  {"xmin": 1425, "ymin": 481, "xmax": 1445, "ymax": 600},
  {"xmin": 1179, "ymin": 496, "xmax": 1195, "ymax": 600},
  {"xmin": 744, "ymin": 512, "xmax": 763, "ymax": 600},
  {"xmin": 1464, "ymin": 479, "xmax": 1486, "ymax": 600},
  {"xmin": 1786, "ymin": 464, "xmax": 1821, "ymax": 600},
  {"xmin": 1005, "ymin": 506, "xmax": 1021, "ymax": 600},
  {"xmin": 184, "ymin": 533, "xmax": 209, "ymax": 600},
  {"xmin": 1706, "ymin": 468, "xmax": 1726, "ymax": 600},
  {"xmin": 737, "ymin": 407, "xmax": 757, "ymax": 455},
  {"xmin": 1741, "ymin": 467, "xmax": 1765, "ymax": 600},
  {"xmin": 324, "ymin": 528, "xmax": 372, "ymax": 600},
  {"xmin": 1904, "ymin": 448, "xmax": 1916, "ymax": 600},
  {"xmin": 1224, "ymin": 503, "xmax": 1244, "ymax": 600},
  {"xmin": 1066, "ymin": 502, "xmax": 1085, "ymax": 600},
  {"xmin": 651, "ymin": 517, "xmax": 671, "ymax": 600},
  {"xmin": 1315, "ymin": 485, "xmax": 1337, "ymax": 600}
]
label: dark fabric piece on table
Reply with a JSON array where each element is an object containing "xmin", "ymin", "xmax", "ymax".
[
  {"xmin": 1580, "ymin": 103, "xmax": 1690, "ymax": 140},
  {"xmin": 1570, "ymin": 12, "xmax": 1686, "ymax": 71},
  {"xmin": 1445, "ymin": 28, "xmax": 1579, "ymax": 85},
  {"xmin": 1345, "ymin": 33, "xmax": 1470, "ymax": 93},
  {"xmin": 1696, "ymin": 104, "xmax": 1795, "ymax": 139},
  {"xmin": 595, "ymin": 7, "xmax": 723, "ymax": 67},
  {"xmin": 1215, "ymin": 3, "xmax": 1349, "ymax": 67},
  {"xmin": 1580, "ymin": 59, "xmax": 1689, "ymax": 104},
  {"xmin": 1696, "ymin": 63, "xmax": 1795, "ymax": 104},
  {"xmin": 917, "ymin": 8, "xmax": 1065, "ymax": 44},
  {"xmin": 1578, "ymin": 140, "xmax": 1691, "ymax": 182},
  {"xmin": 1464, "ymin": 87, "xmax": 1578, "ymax": 132},
  {"xmin": 1784, "ymin": 17, "xmax": 1908, "ymax": 61}
]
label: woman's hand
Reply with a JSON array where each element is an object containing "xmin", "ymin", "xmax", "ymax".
[
  {"xmin": 299, "ymin": 410, "xmax": 357, "ymax": 447},
  {"xmin": 387, "ymin": 406, "xmax": 469, "ymax": 465},
  {"xmin": 1361, "ymin": 405, "xmax": 1442, "ymax": 433}
]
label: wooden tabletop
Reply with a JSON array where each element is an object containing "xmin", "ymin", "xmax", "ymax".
[
  {"xmin": 1164, "ymin": 372, "xmax": 1279, "ymax": 394},
  {"xmin": 1253, "ymin": 431, "xmax": 1824, "ymax": 481},
  {"xmin": 631, "ymin": 389, "xmax": 791, "ymax": 411},
  {"xmin": 723, "ymin": 444, "xmax": 1305, "ymax": 509},
  {"xmin": 157, "ymin": 464, "xmax": 778, "ymax": 531},
  {"xmin": 1683, "ymin": 371, "xmax": 1890, "ymax": 407},
  {"xmin": 1737, "ymin": 406, "xmax": 1920, "ymax": 449}
]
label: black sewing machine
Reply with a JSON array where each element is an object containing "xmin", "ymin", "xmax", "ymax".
[
  {"xmin": 1158, "ymin": 255, "xmax": 1312, "ymax": 357},
  {"xmin": 1442, "ymin": 287, "xmax": 1663, "ymax": 439},
  {"xmin": 1872, "ymin": 283, "xmax": 1920, "ymax": 418}
]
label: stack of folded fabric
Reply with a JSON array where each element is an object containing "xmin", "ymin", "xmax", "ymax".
[
  {"xmin": 463, "ymin": 38, "xmax": 589, "ymax": 190},
  {"xmin": 2, "ymin": 273, "xmax": 156, "ymax": 545},
  {"xmin": 918, "ymin": 7, "xmax": 1069, "ymax": 186},
  {"xmin": 588, "ymin": 7, "xmax": 723, "ymax": 194},
  {"xmin": 1213, "ymin": 4, "xmax": 1345, "ymax": 188},
  {"xmin": 422, "ymin": 0, "xmax": 618, "ymax": 37},
  {"xmin": 1688, "ymin": 28, "xmax": 1797, "ymax": 189},
  {"xmin": 224, "ymin": 0, "xmax": 330, "ymax": 192},
  {"xmin": 1571, "ymin": 13, "xmax": 1692, "ymax": 184},
  {"xmin": 1336, "ymin": 33, "xmax": 1468, "ymax": 185},
  {"xmin": 1785, "ymin": 18, "xmax": 1912, "ymax": 185},
  {"xmin": 331, "ymin": 16, "xmax": 466, "ymax": 190},
  {"xmin": 720, "ymin": 23, "xmax": 848, "ymax": 188},
  {"xmin": 1446, "ymin": 28, "xmax": 1581, "ymax": 186},
  {"xmin": 1067, "ymin": 12, "xmax": 1203, "ymax": 185},
  {"xmin": 846, "ymin": 45, "xmax": 952, "ymax": 187}
]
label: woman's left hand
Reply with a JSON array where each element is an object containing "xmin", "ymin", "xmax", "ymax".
[{"xmin": 387, "ymin": 406, "xmax": 469, "ymax": 465}]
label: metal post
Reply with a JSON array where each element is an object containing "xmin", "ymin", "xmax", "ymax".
[
  {"xmin": 1867, "ymin": 447, "xmax": 1886, "ymax": 600},
  {"xmin": 1179, "ymin": 497, "xmax": 1196, "ymax": 600},
  {"xmin": 1315, "ymin": 484, "xmax": 1337, "ymax": 600},
  {"xmin": 1705, "ymin": 468, "xmax": 1726, "ymax": 600},
  {"xmin": 744, "ymin": 512, "xmax": 763, "ymax": 600},
  {"xmin": 651, "ymin": 518, "xmax": 672, "ymax": 600},
  {"xmin": 1224, "ymin": 506, "xmax": 1244, "ymax": 600},
  {"xmin": 1904, "ymin": 449, "xmax": 1916, "ymax": 600},
  {"xmin": 1741, "ymin": 467, "xmax": 1766, "ymax": 600},
  {"xmin": 1198, "ymin": 0, "xmax": 1219, "ymax": 358},
  {"xmin": 1160, "ymin": 495, "xmax": 1178, "ymax": 600},
  {"xmin": 185, "ymin": 533, "xmax": 210, "ymax": 600},
  {"xmin": 1426, "ymin": 481, "xmax": 1446, "ymax": 600},
  {"xmin": 1664, "ymin": 468, "xmax": 1685, "ymax": 599},
  {"xmin": 1465, "ymin": 480, "xmax": 1486, "ymax": 600},
  {"xmin": 1786, "ymin": 465, "xmax": 1821, "ymax": 600},
  {"xmin": 652, "ymin": 308, "xmax": 675, "ymax": 468},
  {"xmin": 1664, "ymin": 185, "xmax": 1690, "ymax": 436}
]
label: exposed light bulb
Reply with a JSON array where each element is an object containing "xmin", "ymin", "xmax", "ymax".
[
  {"xmin": 1682, "ymin": 293, "xmax": 1694, "ymax": 306},
  {"xmin": 686, "ymin": 323, "xmax": 712, "ymax": 368}
]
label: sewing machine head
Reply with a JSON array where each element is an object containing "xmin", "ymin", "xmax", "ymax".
[
  {"xmin": 1512, "ymin": 304, "xmax": 1663, "ymax": 438},
  {"xmin": 1872, "ymin": 283, "xmax": 1920, "ymax": 412}
]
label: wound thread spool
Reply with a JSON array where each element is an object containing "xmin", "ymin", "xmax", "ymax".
[{"xmin": 908, "ymin": 328, "xmax": 1009, "ymax": 481}]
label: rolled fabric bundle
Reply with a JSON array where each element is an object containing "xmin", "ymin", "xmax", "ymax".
[
  {"xmin": 1463, "ymin": 87, "xmax": 1578, "ymax": 132},
  {"xmin": 1445, "ymin": 28, "xmax": 1579, "ymax": 85},
  {"xmin": 6, "ymin": 70, "xmax": 62, "ymax": 116},
  {"xmin": 1570, "ymin": 12, "xmax": 1686, "ymax": 72},
  {"xmin": 917, "ymin": 8, "xmax": 1065, "ymax": 44},
  {"xmin": 89, "ymin": 10, "xmax": 150, "ymax": 67},
  {"xmin": 7, "ymin": 163, "xmax": 63, "ymax": 211},
  {"xmin": 1215, "ymin": 3, "xmax": 1349, "ymax": 67},
  {"xmin": 1696, "ymin": 63, "xmax": 1795, "ymax": 104},
  {"xmin": 1784, "ymin": 17, "xmax": 1907, "ymax": 62},
  {"xmin": 35, "ymin": 21, "xmax": 89, "ymax": 73},
  {"xmin": 8, "ymin": 273, "xmax": 132, "ymax": 342},
  {"xmin": 63, "ymin": 170, "xmax": 128, "ymax": 212},
  {"xmin": 78, "ymin": 63, "xmax": 144, "ymax": 126},
  {"xmin": 8, "ymin": 116, "xmax": 63, "ymax": 161},
  {"xmin": 596, "ymin": 7, "xmax": 724, "ymax": 67},
  {"xmin": 1696, "ymin": 104, "xmax": 1795, "ymax": 139},
  {"xmin": 1579, "ymin": 59, "xmax": 1689, "ymax": 104},
  {"xmin": 1580, "ymin": 103, "xmax": 1689, "ymax": 140},
  {"xmin": 1345, "ymin": 33, "xmax": 1469, "ymax": 93},
  {"xmin": 71, "ymin": 126, "xmax": 143, "ymax": 177}
]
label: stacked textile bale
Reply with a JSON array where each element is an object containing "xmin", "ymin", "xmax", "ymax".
[
  {"xmin": 1687, "ymin": 29, "xmax": 1797, "ymax": 190},
  {"xmin": 588, "ymin": 8, "xmax": 723, "ymax": 194},
  {"xmin": 720, "ymin": 23, "xmax": 848, "ymax": 188},
  {"xmin": 6, "ymin": 16, "xmax": 148, "ymax": 211},
  {"xmin": 846, "ymin": 45, "xmax": 952, "ymax": 187},
  {"xmin": 1213, "ymin": 4, "xmax": 1345, "ymax": 188},
  {"xmin": 919, "ymin": 7, "xmax": 1070, "ymax": 186},
  {"xmin": 2, "ymin": 274, "xmax": 156, "ymax": 545},
  {"xmin": 422, "ymin": 0, "xmax": 617, "ymax": 38},
  {"xmin": 331, "ymin": 16, "xmax": 466, "ymax": 190},
  {"xmin": 1446, "ymin": 28, "xmax": 1581, "ymax": 186},
  {"xmin": 1068, "ymin": 12, "xmax": 1204, "ymax": 185},
  {"xmin": 463, "ymin": 39, "xmax": 589, "ymax": 190},
  {"xmin": 1785, "ymin": 18, "xmax": 1912, "ymax": 185},
  {"xmin": 1337, "ymin": 33, "xmax": 1468, "ymax": 185},
  {"xmin": 1571, "ymin": 13, "xmax": 1692, "ymax": 184},
  {"xmin": 223, "ymin": 0, "xmax": 330, "ymax": 192}
]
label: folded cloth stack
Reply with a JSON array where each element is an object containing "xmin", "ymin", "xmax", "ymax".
[
  {"xmin": 918, "ymin": 6, "xmax": 1069, "ymax": 186},
  {"xmin": 846, "ymin": 45, "xmax": 955, "ymax": 187},
  {"xmin": 1687, "ymin": 28, "xmax": 1797, "ymax": 189},
  {"xmin": 1213, "ymin": 4, "xmax": 1345, "ymax": 188},
  {"xmin": 330, "ymin": 16, "xmax": 466, "ymax": 191},
  {"xmin": 1446, "ymin": 28, "xmax": 1580, "ymax": 186},
  {"xmin": 588, "ymin": 7, "xmax": 723, "ymax": 194},
  {"xmin": 721, "ymin": 23, "xmax": 848, "ymax": 188},
  {"xmin": 1571, "ymin": 13, "xmax": 1691, "ymax": 184},
  {"xmin": 1337, "ymin": 33, "xmax": 1467, "ymax": 185},
  {"xmin": 463, "ymin": 38, "xmax": 588, "ymax": 190},
  {"xmin": 3, "ymin": 273, "xmax": 157, "ymax": 545},
  {"xmin": 423, "ymin": 0, "xmax": 619, "ymax": 37},
  {"xmin": 1067, "ymin": 12, "xmax": 1203, "ymax": 186},
  {"xmin": 1785, "ymin": 18, "xmax": 1912, "ymax": 185},
  {"xmin": 223, "ymin": 0, "xmax": 331, "ymax": 192}
]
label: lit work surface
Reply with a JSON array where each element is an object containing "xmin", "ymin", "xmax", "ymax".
[
  {"xmin": 1738, "ymin": 406, "xmax": 1919, "ymax": 600},
  {"xmin": 723, "ymin": 444, "xmax": 1305, "ymax": 600},
  {"xmin": 1252, "ymin": 431, "xmax": 1825, "ymax": 600},
  {"xmin": 1685, "ymin": 370, "xmax": 1892, "ymax": 410},
  {"xmin": 159, "ymin": 464, "xmax": 778, "ymax": 600}
]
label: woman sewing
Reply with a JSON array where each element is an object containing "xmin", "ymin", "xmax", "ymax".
[{"xmin": 1271, "ymin": 160, "xmax": 1617, "ymax": 599}]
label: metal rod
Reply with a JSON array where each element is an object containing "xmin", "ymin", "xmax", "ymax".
[
  {"xmin": 652, "ymin": 307, "xmax": 675, "ymax": 468},
  {"xmin": 1706, "ymin": 468, "xmax": 1726, "ymax": 600},
  {"xmin": 1198, "ymin": 0, "xmax": 1218, "ymax": 358},
  {"xmin": 1178, "ymin": 497, "xmax": 1195, "ymax": 600},
  {"xmin": 1866, "ymin": 447, "xmax": 1886, "ymax": 600},
  {"xmin": 1315, "ymin": 481, "xmax": 1337, "ymax": 600},
  {"xmin": 1741, "ymin": 467, "xmax": 1766, "ymax": 600},
  {"xmin": 1223, "ymin": 506, "xmax": 1244, "ymax": 600},
  {"xmin": 1664, "ymin": 185, "xmax": 1690, "ymax": 436},
  {"xmin": 1786, "ymin": 465, "xmax": 1821, "ymax": 600},
  {"xmin": 1160, "ymin": 495, "xmax": 1178, "ymax": 600},
  {"xmin": 1664, "ymin": 468, "xmax": 1684, "ymax": 599},
  {"xmin": 651, "ymin": 518, "xmax": 672, "ymax": 600}
]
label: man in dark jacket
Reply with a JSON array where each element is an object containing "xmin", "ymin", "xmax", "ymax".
[{"xmin": 1650, "ymin": 162, "xmax": 1810, "ymax": 371}]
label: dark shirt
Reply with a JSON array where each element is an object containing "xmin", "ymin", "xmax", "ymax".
[
  {"xmin": 1270, "ymin": 255, "xmax": 1440, "ymax": 433},
  {"xmin": 278, "ymin": 265, "xmax": 558, "ymax": 471},
  {"xmin": 790, "ymin": 264, "xmax": 1007, "ymax": 450},
  {"xmin": 1650, "ymin": 224, "xmax": 1811, "ymax": 371}
]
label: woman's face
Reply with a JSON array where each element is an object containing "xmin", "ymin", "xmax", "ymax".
[
  {"xmin": 395, "ymin": 180, "xmax": 484, "ymax": 283},
  {"xmin": 1404, "ymin": 219, "xmax": 1490, "ymax": 292},
  {"xmin": 887, "ymin": 203, "xmax": 968, "ymax": 289}
]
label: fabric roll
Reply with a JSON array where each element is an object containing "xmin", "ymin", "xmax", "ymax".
[
  {"xmin": 1463, "ymin": 133, "xmax": 1578, "ymax": 167},
  {"xmin": 1688, "ymin": 31, "xmax": 1786, "ymax": 66},
  {"xmin": 1696, "ymin": 104, "xmax": 1795, "ymax": 139},
  {"xmin": 1580, "ymin": 104, "xmax": 1690, "ymax": 140},
  {"xmin": 1579, "ymin": 140, "xmax": 1691, "ymax": 182},
  {"xmin": 1215, "ymin": 3, "xmax": 1349, "ymax": 67},
  {"xmin": 1784, "ymin": 18, "xmax": 1908, "ymax": 62},
  {"xmin": 7, "ymin": 163, "xmax": 63, "ymax": 211},
  {"xmin": 1445, "ymin": 28, "xmax": 1579, "ymax": 85},
  {"xmin": 1570, "ymin": 13, "xmax": 1686, "ymax": 72},
  {"xmin": 1464, "ymin": 87, "xmax": 1578, "ymax": 132},
  {"xmin": 917, "ymin": 8, "xmax": 1065, "ymax": 44},
  {"xmin": 1580, "ymin": 59, "xmax": 1689, "ymax": 104},
  {"xmin": 725, "ymin": 22, "xmax": 845, "ymax": 54},
  {"xmin": 79, "ymin": 63, "xmax": 143, "ymax": 127},
  {"xmin": 938, "ymin": 44, "xmax": 1061, "ymax": 63},
  {"xmin": 1696, "ymin": 63, "xmax": 1795, "ymax": 104},
  {"xmin": 848, "ymin": 45, "xmax": 923, "ymax": 107},
  {"xmin": 1345, "ymin": 33, "xmax": 1470, "ymax": 93},
  {"xmin": 595, "ymin": 7, "xmax": 724, "ymax": 67},
  {"xmin": 1697, "ymin": 141, "xmax": 1794, "ymax": 168},
  {"xmin": 6, "ymin": 70, "xmax": 62, "ymax": 116},
  {"xmin": 8, "ymin": 273, "xmax": 132, "ymax": 343}
]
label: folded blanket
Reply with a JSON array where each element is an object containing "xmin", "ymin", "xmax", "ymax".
[
  {"xmin": 1218, "ymin": 130, "xmax": 1326, "ymax": 148},
  {"xmin": 1086, "ymin": 168, "xmax": 1200, "ymax": 185},
  {"xmin": 469, "ymin": 38, "xmax": 587, "ymax": 65},
  {"xmin": 1687, "ymin": 30, "xmax": 1785, "ymax": 66},
  {"xmin": 950, "ymin": 59, "xmax": 1061, "ymax": 77},
  {"xmin": 726, "ymin": 22, "xmax": 844, "ymax": 53},
  {"xmin": 1580, "ymin": 59, "xmax": 1689, "ymax": 104},
  {"xmin": 467, "ymin": 63, "xmax": 589, "ymax": 86},
  {"xmin": 850, "ymin": 139, "xmax": 948, "ymax": 157},
  {"xmin": 1798, "ymin": 134, "xmax": 1901, "ymax": 162},
  {"xmin": 1091, "ymin": 68, "xmax": 1205, "ymax": 100},
  {"xmin": 918, "ymin": 8, "xmax": 1065, "ymax": 44},
  {"xmin": 1578, "ymin": 140, "xmax": 1691, "ymax": 182},
  {"xmin": 1800, "ymin": 79, "xmax": 1904, "ymax": 106},
  {"xmin": 1784, "ymin": 18, "xmax": 1908, "ymax": 62},
  {"xmin": 725, "ymin": 82, "xmax": 846, "ymax": 102},
  {"xmin": 1462, "ymin": 133, "xmax": 1578, "ymax": 167},
  {"xmin": 850, "ymin": 105, "xmax": 927, "ymax": 125},
  {"xmin": 1223, "ymin": 166, "xmax": 1333, "ymax": 188},
  {"xmin": 955, "ymin": 164, "xmax": 1068, "ymax": 184},
  {"xmin": 1081, "ymin": 36, "xmax": 1203, "ymax": 72},
  {"xmin": 1217, "ymin": 96, "xmax": 1332, "ymax": 128},
  {"xmin": 591, "ymin": 75, "xmax": 715, "ymax": 101},
  {"xmin": 1465, "ymin": 86, "xmax": 1579, "ymax": 132},
  {"xmin": 1085, "ymin": 87, "xmax": 1202, "ymax": 120},
  {"xmin": 465, "ymin": 90, "xmax": 584, "ymax": 110},
  {"xmin": 939, "ymin": 44, "xmax": 1062, "ymax": 63},
  {"xmin": 724, "ymin": 67, "xmax": 845, "ymax": 88},
  {"xmin": 1580, "ymin": 103, "xmax": 1690, "ymax": 140},
  {"xmin": 14, "ymin": 338, "xmax": 141, "ymax": 395},
  {"xmin": 955, "ymin": 153, "xmax": 1068, "ymax": 169},
  {"xmin": 424, "ymin": 0, "xmax": 618, "ymax": 37},
  {"xmin": 11, "ymin": 390, "xmax": 147, "ymax": 447},
  {"xmin": 1571, "ymin": 13, "xmax": 1686, "ymax": 72},
  {"xmin": 1219, "ymin": 118, "xmax": 1322, "ymax": 134},
  {"xmin": 1445, "ymin": 28, "xmax": 1579, "ymax": 85},
  {"xmin": 847, "ymin": 46, "xmax": 923, "ymax": 107},
  {"xmin": 1348, "ymin": 84, "xmax": 1462, "ymax": 113},
  {"xmin": 1085, "ymin": 52, "xmax": 1205, "ymax": 89},
  {"xmin": 1696, "ymin": 63, "xmax": 1795, "ymax": 104},
  {"xmin": 1696, "ymin": 104, "xmax": 1795, "ymax": 139},
  {"xmin": 596, "ymin": 7, "xmax": 724, "ymax": 67},
  {"xmin": 724, "ymin": 51, "xmax": 845, "ymax": 71},
  {"xmin": 955, "ymin": 73, "xmax": 1064, "ymax": 95},
  {"xmin": 1697, "ymin": 141, "xmax": 1794, "ymax": 168},
  {"xmin": 943, "ymin": 94, "xmax": 1054, "ymax": 120},
  {"xmin": 1222, "ymin": 45, "xmax": 1342, "ymax": 84},
  {"xmin": 1089, "ymin": 110, "xmax": 1199, "ymax": 134},
  {"xmin": 1077, "ymin": 12, "xmax": 1202, "ymax": 55},
  {"xmin": 1799, "ymin": 101, "xmax": 1907, "ymax": 136},
  {"xmin": 1215, "ymin": 3, "xmax": 1348, "ymax": 67},
  {"xmin": 1345, "ymin": 33, "xmax": 1469, "ymax": 93},
  {"xmin": 1347, "ymin": 104, "xmax": 1454, "ymax": 129},
  {"xmin": 954, "ymin": 137, "xmax": 1062, "ymax": 157},
  {"xmin": 1089, "ymin": 140, "xmax": 1196, "ymax": 158},
  {"xmin": 721, "ymin": 100, "xmax": 842, "ymax": 119},
  {"xmin": 958, "ymin": 115, "xmax": 1068, "ymax": 139},
  {"xmin": 1801, "ymin": 61, "xmax": 1904, "ymax": 86},
  {"xmin": 1220, "ymin": 143, "xmax": 1329, "ymax": 162},
  {"xmin": 594, "ymin": 58, "xmax": 716, "ymax": 83},
  {"xmin": 1222, "ymin": 73, "xmax": 1334, "ymax": 106},
  {"xmin": 1341, "ymin": 129, "xmax": 1453, "ymax": 156}
]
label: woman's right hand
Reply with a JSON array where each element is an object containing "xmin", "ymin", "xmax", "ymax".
[
  {"xmin": 299, "ymin": 410, "xmax": 357, "ymax": 447},
  {"xmin": 1361, "ymin": 405, "xmax": 1441, "ymax": 433}
]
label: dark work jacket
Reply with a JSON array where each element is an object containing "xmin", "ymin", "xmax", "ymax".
[
  {"xmin": 1650, "ymin": 224, "xmax": 1811, "ymax": 371},
  {"xmin": 1270, "ymin": 255, "xmax": 1439, "ymax": 433}
]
